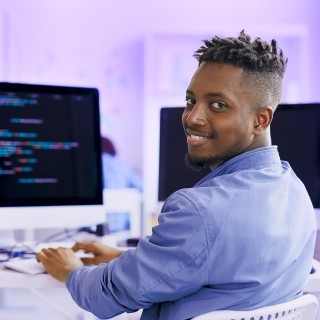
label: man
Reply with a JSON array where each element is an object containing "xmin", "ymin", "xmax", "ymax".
[{"xmin": 37, "ymin": 31, "xmax": 316, "ymax": 320}]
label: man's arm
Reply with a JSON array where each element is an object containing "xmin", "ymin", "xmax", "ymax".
[{"xmin": 38, "ymin": 192, "xmax": 210, "ymax": 319}]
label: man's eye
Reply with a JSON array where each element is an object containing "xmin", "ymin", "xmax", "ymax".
[
  {"xmin": 185, "ymin": 98, "xmax": 195, "ymax": 106},
  {"xmin": 211, "ymin": 102, "xmax": 227, "ymax": 110}
]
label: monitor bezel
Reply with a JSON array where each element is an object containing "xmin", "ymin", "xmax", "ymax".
[{"xmin": 0, "ymin": 82, "xmax": 103, "ymax": 207}]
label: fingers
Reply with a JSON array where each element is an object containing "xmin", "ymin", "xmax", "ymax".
[
  {"xmin": 36, "ymin": 247, "xmax": 83, "ymax": 283},
  {"xmin": 72, "ymin": 242, "xmax": 97, "ymax": 253},
  {"xmin": 35, "ymin": 252, "xmax": 42, "ymax": 262},
  {"xmin": 38, "ymin": 243, "xmax": 121, "ymax": 266},
  {"xmin": 37, "ymin": 247, "xmax": 74, "ymax": 262},
  {"xmin": 36, "ymin": 248, "xmax": 54, "ymax": 262}
]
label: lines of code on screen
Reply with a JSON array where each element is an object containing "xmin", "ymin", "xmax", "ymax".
[{"xmin": 0, "ymin": 88, "xmax": 99, "ymax": 205}]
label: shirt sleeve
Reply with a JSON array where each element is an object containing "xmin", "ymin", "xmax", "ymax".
[{"xmin": 66, "ymin": 191, "xmax": 210, "ymax": 319}]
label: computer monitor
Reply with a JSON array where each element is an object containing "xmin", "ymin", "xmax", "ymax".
[
  {"xmin": 158, "ymin": 107, "xmax": 208, "ymax": 202},
  {"xmin": 0, "ymin": 82, "xmax": 105, "ymax": 233},
  {"xmin": 158, "ymin": 104, "xmax": 320, "ymax": 208},
  {"xmin": 271, "ymin": 103, "xmax": 320, "ymax": 208}
]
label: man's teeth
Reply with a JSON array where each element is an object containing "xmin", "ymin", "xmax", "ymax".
[{"xmin": 190, "ymin": 134, "xmax": 206, "ymax": 140}]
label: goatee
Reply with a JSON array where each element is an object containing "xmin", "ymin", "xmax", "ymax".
[
  {"xmin": 185, "ymin": 153, "xmax": 214, "ymax": 172},
  {"xmin": 185, "ymin": 153, "xmax": 231, "ymax": 172}
]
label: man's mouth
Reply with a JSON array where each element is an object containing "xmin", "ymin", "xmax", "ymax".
[
  {"xmin": 186, "ymin": 130, "xmax": 211, "ymax": 145},
  {"xmin": 186, "ymin": 128, "xmax": 211, "ymax": 138},
  {"xmin": 188, "ymin": 134, "xmax": 206, "ymax": 140}
]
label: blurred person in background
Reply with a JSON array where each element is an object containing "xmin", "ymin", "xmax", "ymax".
[{"xmin": 101, "ymin": 136, "xmax": 143, "ymax": 191}]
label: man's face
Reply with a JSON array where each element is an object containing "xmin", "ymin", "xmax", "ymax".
[{"xmin": 182, "ymin": 62, "xmax": 258, "ymax": 171}]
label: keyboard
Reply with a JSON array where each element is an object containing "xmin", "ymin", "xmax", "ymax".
[
  {"xmin": 3, "ymin": 258, "xmax": 46, "ymax": 275},
  {"xmin": 1, "ymin": 241, "xmax": 95, "ymax": 275}
]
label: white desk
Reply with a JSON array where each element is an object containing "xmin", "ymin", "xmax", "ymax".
[
  {"xmin": 0, "ymin": 266, "xmax": 63, "ymax": 288},
  {"xmin": 0, "ymin": 264, "xmax": 89, "ymax": 320},
  {"xmin": 0, "ymin": 262, "xmax": 142, "ymax": 320}
]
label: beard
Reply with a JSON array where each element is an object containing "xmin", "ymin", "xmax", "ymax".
[
  {"xmin": 185, "ymin": 153, "xmax": 221, "ymax": 172},
  {"xmin": 185, "ymin": 151, "xmax": 237, "ymax": 172},
  {"xmin": 184, "ymin": 134, "xmax": 252, "ymax": 172}
]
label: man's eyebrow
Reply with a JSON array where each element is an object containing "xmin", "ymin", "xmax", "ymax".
[
  {"xmin": 186, "ymin": 89, "xmax": 229, "ymax": 100},
  {"xmin": 205, "ymin": 92, "xmax": 229, "ymax": 99}
]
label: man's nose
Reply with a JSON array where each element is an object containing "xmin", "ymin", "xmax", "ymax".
[{"xmin": 185, "ymin": 104, "xmax": 207, "ymax": 127}]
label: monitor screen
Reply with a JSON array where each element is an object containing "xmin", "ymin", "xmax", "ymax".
[
  {"xmin": 0, "ymin": 82, "xmax": 104, "ymax": 230},
  {"xmin": 271, "ymin": 103, "xmax": 320, "ymax": 208},
  {"xmin": 158, "ymin": 107, "xmax": 209, "ymax": 201},
  {"xmin": 158, "ymin": 104, "xmax": 320, "ymax": 207}
]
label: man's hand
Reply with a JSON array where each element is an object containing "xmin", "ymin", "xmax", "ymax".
[
  {"xmin": 72, "ymin": 242, "xmax": 123, "ymax": 265},
  {"xmin": 36, "ymin": 247, "xmax": 84, "ymax": 283}
]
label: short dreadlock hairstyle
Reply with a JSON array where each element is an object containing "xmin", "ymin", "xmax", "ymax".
[{"xmin": 194, "ymin": 30, "xmax": 288, "ymax": 109}]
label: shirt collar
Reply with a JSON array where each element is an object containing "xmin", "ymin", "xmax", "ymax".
[{"xmin": 195, "ymin": 146, "xmax": 281, "ymax": 185}]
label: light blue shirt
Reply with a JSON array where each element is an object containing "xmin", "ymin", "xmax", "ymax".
[{"xmin": 67, "ymin": 146, "xmax": 316, "ymax": 320}]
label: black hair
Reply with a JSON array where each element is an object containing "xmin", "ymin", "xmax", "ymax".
[
  {"xmin": 194, "ymin": 30, "xmax": 288, "ymax": 108},
  {"xmin": 101, "ymin": 136, "xmax": 116, "ymax": 156}
]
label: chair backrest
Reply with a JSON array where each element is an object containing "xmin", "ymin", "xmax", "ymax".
[{"xmin": 191, "ymin": 294, "xmax": 318, "ymax": 320}]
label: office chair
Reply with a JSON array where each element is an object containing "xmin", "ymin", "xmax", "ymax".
[{"xmin": 192, "ymin": 294, "xmax": 318, "ymax": 320}]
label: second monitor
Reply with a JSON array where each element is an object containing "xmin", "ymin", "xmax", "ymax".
[{"xmin": 158, "ymin": 103, "xmax": 320, "ymax": 208}]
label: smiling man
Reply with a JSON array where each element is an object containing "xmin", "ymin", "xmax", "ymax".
[
  {"xmin": 37, "ymin": 31, "xmax": 316, "ymax": 320},
  {"xmin": 184, "ymin": 63, "xmax": 265, "ymax": 171}
]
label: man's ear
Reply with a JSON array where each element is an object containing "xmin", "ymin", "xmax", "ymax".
[{"xmin": 253, "ymin": 106, "xmax": 273, "ymax": 134}]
